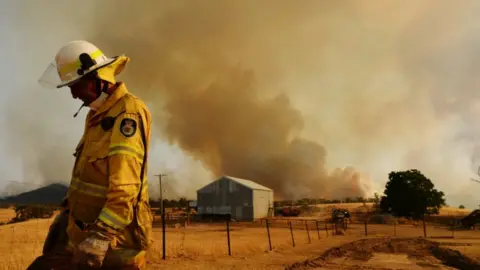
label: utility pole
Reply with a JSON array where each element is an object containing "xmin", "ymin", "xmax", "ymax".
[
  {"xmin": 155, "ymin": 174, "xmax": 167, "ymax": 215},
  {"xmin": 155, "ymin": 173, "xmax": 167, "ymax": 260}
]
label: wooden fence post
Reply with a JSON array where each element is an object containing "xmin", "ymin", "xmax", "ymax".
[
  {"xmin": 226, "ymin": 218, "xmax": 231, "ymax": 256},
  {"xmin": 364, "ymin": 219, "xmax": 368, "ymax": 236},
  {"xmin": 315, "ymin": 221, "xmax": 320, "ymax": 239},
  {"xmin": 305, "ymin": 220, "xmax": 311, "ymax": 243},
  {"xmin": 288, "ymin": 221, "xmax": 295, "ymax": 247},
  {"xmin": 422, "ymin": 215, "xmax": 427, "ymax": 238},
  {"xmin": 162, "ymin": 204, "xmax": 166, "ymax": 260},
  {"xmin": 451, "ymin": 217, "xmax": 455, "ymax": 238}
]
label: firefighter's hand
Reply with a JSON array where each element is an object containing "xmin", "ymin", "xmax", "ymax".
[{"xmin": 73, "ymin": 231, "xmax": 111, "ymax": 268}]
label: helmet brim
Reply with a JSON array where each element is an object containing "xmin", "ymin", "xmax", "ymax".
[{"xmin": 56, "ymin": 56, "xmax": 120, "ymax": 88}]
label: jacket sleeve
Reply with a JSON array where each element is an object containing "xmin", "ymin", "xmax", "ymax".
[{"xmin": 95, "ymin": 112, "xmax": 146, "ymax": 232}]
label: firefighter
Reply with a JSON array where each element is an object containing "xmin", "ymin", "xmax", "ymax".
[{"xmin": 30, "ymin": 40, "xmax": 153, "ymax": 269}]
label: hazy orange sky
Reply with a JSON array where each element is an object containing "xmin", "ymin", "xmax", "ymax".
[{"xmin": 1, "ymin": 1, "xmax": 480, "ymax": 207}]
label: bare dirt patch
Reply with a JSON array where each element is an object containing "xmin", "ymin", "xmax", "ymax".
[{"xmin": 286, "ymin": 237, "xmax": 480, "ymax": 270}]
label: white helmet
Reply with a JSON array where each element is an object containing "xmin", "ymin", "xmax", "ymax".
[{"xmin": 38, "ymin": 40, "xmax": 118, "ymax": 89}]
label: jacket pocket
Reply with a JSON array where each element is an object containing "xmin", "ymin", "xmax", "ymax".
[
  {"xmin": 82, "ymin": 142, "xmax": 110, "ymax": 186},
  {"xmin": 133, "ymin": 200, "xmax": 153, "ymax": 250},
  {"xmin": 86, "ymin": 140, "xmax": 109, "ymax": 162}
]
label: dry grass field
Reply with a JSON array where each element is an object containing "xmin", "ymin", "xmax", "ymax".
[
  {"xmin": 312, "ymin": 202, "xmax": 473, "ymax": 215},
  {"xmin": 0, "ymin": 208, "xmax": 15, "ymax": 223},
  {"xmin": 0, "ymin": 217, "xmax": 51, "ymax": 270},
  {"xmin": 302, "ymin": 203, "xmax": 473, "ymax": 219},
  {"xmin": 0, "ymin": 204, "xmax": 478, "ymax": 269}
]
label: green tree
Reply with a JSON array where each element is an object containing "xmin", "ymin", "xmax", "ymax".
[
  {"xmin": 373, "ymin": 193, "xmax": 380, "ymax": 206},
  {"xmin": 178, "ymin": 197, "xmax": 188, "ymax": 207},
  {"xmin": 358, "ymin": 196, "xmax": 365, "ymax": 202},
  {"xmin": 380, "ymin": 169, "xmax": 446, "ymax": 219},
  {"xmin": 459, "ymin": 205, "xmax": 465, "ymax": 209}
]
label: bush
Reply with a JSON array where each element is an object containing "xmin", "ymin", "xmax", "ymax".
[
  {"xmin": 396, "ymin": 217, "xmax": 412, "ymax": 224},
  {"xmin": 10, "ymin": 205, "xmax": 56, "ymax": 223},
  {"xmin": 369, "ymin": 214, "xmax": 395, "ymax": 224}
]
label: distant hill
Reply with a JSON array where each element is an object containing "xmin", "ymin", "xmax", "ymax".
[{"xmin": 0, "ymin": 183, "xmax": 68, "ymax": 205}]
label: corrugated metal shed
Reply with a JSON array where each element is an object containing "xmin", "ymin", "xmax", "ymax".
[{"xmin": 196, "ymin": 175, "xmax": 274, "ymax": 221}]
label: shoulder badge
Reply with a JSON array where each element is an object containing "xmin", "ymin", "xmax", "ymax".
[{"xmin": 120, "ymin": 118, "xmax": 137, "ymax": 137}]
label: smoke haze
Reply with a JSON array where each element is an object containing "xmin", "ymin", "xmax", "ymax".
[{"xmin": 1, "ymin": 1, "xmax": 480, "ymax": 205}]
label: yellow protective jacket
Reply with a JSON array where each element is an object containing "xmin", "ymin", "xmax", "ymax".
[{"xmin": 66, "ymin": 83, "xmax": 153, "ymax": 257}]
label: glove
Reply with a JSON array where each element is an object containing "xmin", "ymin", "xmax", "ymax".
[{"xmin": 72, "ymin": 228, "xmax": 113, "ymax": 268}]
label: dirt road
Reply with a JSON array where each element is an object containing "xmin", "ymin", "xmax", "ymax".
[{"xmin": 287, "ymin": 238, "xmax": 479, "ymax": 270}]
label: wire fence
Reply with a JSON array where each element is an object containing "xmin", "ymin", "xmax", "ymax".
[
  {"xmin": 0, "ymin": 211, "xmax": 479, "ymax": 269},
  {"xmin": 149, "ymin": 213, "xmax": 480, "ymax": 260}
]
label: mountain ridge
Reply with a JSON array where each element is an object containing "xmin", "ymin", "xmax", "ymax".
[{"xmin": 0, "ymin": 183, "xmax": 68, "ymax": 205}]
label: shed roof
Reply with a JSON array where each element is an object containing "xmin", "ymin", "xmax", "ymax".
[
  {"xmin": 196, "ymin": 175, "xmax": 273, "ymax": 192},
  {"xmin": 222, "ymin": 175, "xmax": 272, "ymax": 191}
]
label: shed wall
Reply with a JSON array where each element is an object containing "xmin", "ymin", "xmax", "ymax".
[
  {"xmin": 197, "ymin": 177, "xmax": 254, "ymax": 220},
  {"xmin": 253, "ymin": 189, "xmax": 274, "ymax": 219}
]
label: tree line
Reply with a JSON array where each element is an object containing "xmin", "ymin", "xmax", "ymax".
[
  {"xmin": 0, "ymin": 169, "xmax": 456, "ymax": 224},
  {"xmin": 274, "ymin": 196, "xmax": 380, "ymax": 208},
  {"xmin": 148, "ymin": 194, "xmax": 379, "ymax": 208},
  {"xmin": 148, "ymin": 169, "xmax": 451, "ymax": 221},
  {"xmin": 149, "ymin": 197, "xmax": 190, "ymax": 208}
]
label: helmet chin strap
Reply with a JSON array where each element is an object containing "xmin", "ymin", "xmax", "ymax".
[
  {"xmin": 73, "ymin": 79, "xmax": 109, "ymax": 117},
  {"xmin": 89, "ymin": 79, "xmax": 110, "ymax": 111}
]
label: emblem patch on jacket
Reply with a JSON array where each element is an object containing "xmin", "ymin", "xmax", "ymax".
[{"xmin": 120, "ymin": 118, "xmax": 137, "ymax": 137}]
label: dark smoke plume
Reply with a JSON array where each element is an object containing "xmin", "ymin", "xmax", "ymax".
[{"xmin": 87, "ymin": 1, "xmax": 373, "ymax": 199}]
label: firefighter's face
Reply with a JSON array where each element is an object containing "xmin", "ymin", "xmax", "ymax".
[{"xmin": 69, "ymin": 76, "xmax": 98, "ymax": 105}]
